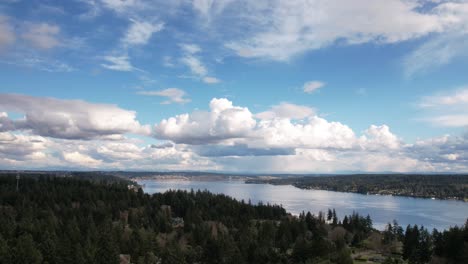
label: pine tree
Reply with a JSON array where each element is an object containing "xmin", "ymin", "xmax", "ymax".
[
  {"xmin": 327, "ymin": 209, "xmax": 333, "ymax": 221},
  {"xmin": 13, "ymin": 234, "xmax": 43, "ymax": 264},
  {"xmin": 0, "ymin": 234, "xmax": 11, "ymax": 264},
  {"xmin": 95, "ymin": 225, "xmax": 119, "ymax": 264}
]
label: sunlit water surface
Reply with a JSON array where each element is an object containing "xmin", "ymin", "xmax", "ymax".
[{"xmin": 140, "ymin": 180, "xmax": 468, "ymax": 230}]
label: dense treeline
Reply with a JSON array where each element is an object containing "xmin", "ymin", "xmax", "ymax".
[
  {"xmin": 0, "ymin": 174, "xmax": 466, "ymax": 263},
  {"xmin": 247, "ymin": 174, "xmax": 468, "ymax": 201}
]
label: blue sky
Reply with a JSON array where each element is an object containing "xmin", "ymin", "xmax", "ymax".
[{"xmin": 0, "ymin": 0, "xmax": 468, "ymax": 172}]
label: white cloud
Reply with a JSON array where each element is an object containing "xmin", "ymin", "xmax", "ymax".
[
  {"xmin": 418, "ymin": 87, "xmax": 468, "ymax": 127},
  {"xmin": 163, "ymin": 55, "xmax": 175, "ymax": 67},
  {"xmin": 138, "ymin": 88, "xmax": 190, "ymax": 104},
  {"xmin": 153, "ymin": 98, "xmax": 409, "ymax": 155},
  {"xmin": 0, "ymin": 131, "xmax": 48, "ymax": 161},
  {"xmin": 180, "ymin": 43, "xmax": 201, "ymax": 54},
  {"xmin": 360, "ymin": 125, "xmax": 401, "ymax": 150},
  {"xmin": 154, "ymin": 98, "xmax": 357, "ymax": 150},
  {"xmin": 407, "ymin": 134, "xmax": 468, "ymax": 166},
  {"xmin": 252, "ymin": 116, "xmax": 357, "ymax": 150},
  {"xmin": 192, "ymin": 0, "xmax": 235, "ymax": 18},
  {"xmin": 443, "ymin": 153, "xmax": 459, "ymax": 161},
  {"xmin": 154, "ymin": 98, "xmax": 256, "ymax": 144},
  {"xmin": 256, "ymin": 102, "xmax": 315, "ymax": 120},
  {"xmin": 404, "ymin": 2, "xmax": 468, "ymax": 76},
  {"xmin": 0, "ymin": 95, "xmax": 467, "ymax": 172},
  {"xmin": 202, "ymin": 76, "xmax": 221, "ymax": 84},
  {"xmin": 179, "ymin": 43, "xmax": 221, "ymax": 84},
  {"xmin": 1, "ymin": 55, "xmax": 75, "ymax": 72},
  {"xmin": 181, "ymin": 54, "xmax": 207, "ymax": 76},
  {"xmin": 122, "ymin": 19, "xmax": 164, "ymax": 47},
  {"xmin": 428, "ymin": 115, "xmax": 468, "ymax": 127},
  {"xmin": 224, "ymin": 0, "xmax": 455, "ymax": 61},
  {"xmin": 21, "ymin": 23, "xmax": 60, "ymax": 50},
  {"xmin": 403, "ymin": 32, "xmax": 468, "ymax": 77},
  {"xmin": 303, "ymin": 81, "xmax": 325, "ymax": 94},
  {"xmin": 100, "ymin": 0, "xmax": 141, "ymax": 13},
  {"xmin": 101, "ymin": 55, "xmax": 134, "ymax": 71},
  {"xmin": 63, "ymin": 151, "xmax": 102, "ymax": 167},
  {"xmin": 0, "ymin": 16, "xmax": 15, "ymax": 50},
  {"xmin": 0, "ymin": 94, "xmax": 150, "ymax": 139},
  {"xmin": 420, "ymin": 88, "xmax": 468, "ymax": 107}
]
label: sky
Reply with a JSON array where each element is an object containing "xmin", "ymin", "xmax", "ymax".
[{"xmin": 0, "ymin": 0, "xmax": 468, "ymax": 173}]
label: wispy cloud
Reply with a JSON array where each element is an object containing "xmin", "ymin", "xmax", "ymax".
[
  {"xmin": 203, "ymin": 76, "xmax": 221, "ymax": 84},
  {"xmin": 0, "ymin": 15, "xmax": 15, "ymax": 50},
  {"xmin": 138, "ymin": 88, "xmax": 190, "ymax": 104},
  {"xmin": 179, "ymin": 43, "xmax": 221, "ymax": 84},
  {"xmin": 404, "ymin": 32, "xmax": 468, "ymax": 77},
  {"xmin": 21, "ymin": 22, "xmax": 61, "ymax": 50},
  {"xmin": 225, "ymin": 0, "xmax": 447, "ymax": 61},
  {"xmin": 303, "ymin": 81, "xmax": 325, "ymax": 94},
  {"xmin": 418, "ymin": 87, "xmax": 468, "ymax": 127},
  {"xmin": 181, "ymin": 54, "xmax": 207, "ymax": 76},
  {"xmin": 101, "ymin": 55, "xmax": 135, "ymax": 72},
  {"xmin": 1, "ymin": 55, "xmax": 74, "ymax": 72},
  {"xmin": 122, "ymin": 19, "xmax": 164, "ymax": 47}
]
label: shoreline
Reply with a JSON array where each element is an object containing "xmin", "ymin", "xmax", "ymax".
[{"xmin": 245, "ymin": 181, "xmax": 468, "ymax": 202}]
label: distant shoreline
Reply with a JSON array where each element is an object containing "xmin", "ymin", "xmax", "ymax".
[{"xmin": 245, "ymin": 174, "xmax": 468, "ymax": 202}]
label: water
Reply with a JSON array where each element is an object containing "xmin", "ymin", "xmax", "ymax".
[{"xmin": 139, "ymin": 180, "xmax": 468, "ymax": 231}]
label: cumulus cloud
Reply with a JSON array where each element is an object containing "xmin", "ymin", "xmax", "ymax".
[
  {"xmin": 303, "ymin": 81, "xmax": 325, "ymax": 94},
  {"xmin": 154, "ymin": 98, "xmax": 256, "ymax": 144},
  {"xmin": 0, "ymin": 96, "xmax": 467, "ymax": 172},
  {"xmin": 407, "ymin": 134, "xmax": 468, "ymax": 166},
  {"xmin": 192, "ymin": 143, "xmax": 295, "ymax": 157},
  {"xmin": 63, "ymin": 151, "xmax": 102, "ymax": 167},
  {"xmin": 0, "ymin": 94, "xmax": 150, "ymax": 140},
  {"xmin": 138, "ymin": 88, "xmax": 190, "ymax": 104},
  {"xmin": 252, "ymin": 116, "xmax": 357, "ymax": 150},
  {"xmin": 256, "ymin": 102, "xmax": 315, "ymax": 120},
  {"xmin": 360, "ymin": 125, "xmax": 401, "ymax": 150},
  {"xmin": 154, "ymin": 98, "xmax": 375, "ymax": 151},
  {"xmin": 0, "ymin": 131, "xmax": 48, "ymax": 161},
  {"xmin": 122, "ymin": 19, "xmax": 164, "ymax": 47},
  {"xmin": 21, "ymin": 23, "xmax": 60, "ymax": 50},
  {"xmin": 152, "ymin": 98, "xmax": 444, "ymax": 172}
]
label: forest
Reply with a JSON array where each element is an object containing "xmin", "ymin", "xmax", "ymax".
[
  {"xmin": 0, "ymin": 173, "xmax": 467, "ymax": 264},
  {"xmin": 246, "ymin": 174, "xmax": 468, "ymax": 201}
]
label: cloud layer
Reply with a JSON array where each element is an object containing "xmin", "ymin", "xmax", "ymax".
[
  {"xmin": 1, "ymin": 94, "xmax": 467, "ymax": 173},
  {"xmin": 0, "ymin": 94, "xmax": 149, "ymax": 139}
]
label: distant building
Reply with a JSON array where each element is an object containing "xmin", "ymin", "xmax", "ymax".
[{"xmin": 171, "ymin": 217, "xmax": 184, "ymax": 228}]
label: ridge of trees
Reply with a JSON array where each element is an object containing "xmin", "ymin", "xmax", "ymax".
[
  {"xmin": 0, "ymin": 174, "xmax": 466, "ymax": 263},
  {"xmin": 247, "ymin": 174, "xmax": 468, "ymax": 201}
]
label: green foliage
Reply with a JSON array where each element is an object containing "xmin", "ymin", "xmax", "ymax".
[
  {"xmin": 0, "ymin": 174, "xmax": 466, "ymax": 264},
  {"xmin": 250, "ymin": 174, "xmax": 468, "ymax": 200}
]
